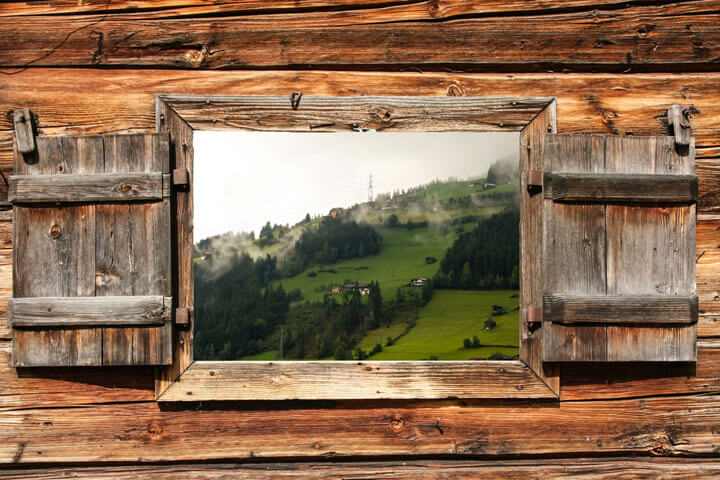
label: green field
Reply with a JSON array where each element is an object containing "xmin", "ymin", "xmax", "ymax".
[
  {"xmin": 277, "ymin": 226, "xmax": 458, "ymax": 303},
  {"xmin": 366, "ymin": 290, "xmax": 519, "ymax": 360}
]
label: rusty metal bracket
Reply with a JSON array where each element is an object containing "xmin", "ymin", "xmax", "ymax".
[
  {"xmin": 175, "ymin": 307, "xmax": 192, "ymax": 327},
  {"xmin": 172, "ymin": 168, "xmax": 189, "ymax": 188},
  {"xmin": 13, "ymin": 108, "xmax": 36, "ymax": 156},
  {"xmin": 527, "ymin": 169, "xmax": 543, "ymax": 195},
  {"xmin": 290, "ymin": 91, "xmax": 303, "ymax": 110},
  {"xmin": 527, "ymin": 306, "xmax": 542, "ymax": 328}
]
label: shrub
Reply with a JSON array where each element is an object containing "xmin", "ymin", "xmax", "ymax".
[
  {"xmin": 472, "ymin": 336, "xmax": 481, "ymax": 348},
  {"xmin": 307, "ymin": 271, "xmax": 317, "ymax": 277},
  {"xmin": 386, "ymin": 336, "xmax": 394, "ymax": 347},
  {"xmin": 463, "ymin": 338, "xmax": 472, "ymax": 349}
]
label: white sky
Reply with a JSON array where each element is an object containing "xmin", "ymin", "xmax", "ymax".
[{"xmin": 194, "ymin": 131, "xmax": 519, "ymax": 241}]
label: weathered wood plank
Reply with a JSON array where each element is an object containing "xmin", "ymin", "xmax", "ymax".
[
  {"xmin": 98, "ymin": 133, "xmax": 173, "ymax": 366},
  {"xmin": 159, "ymin": 360, "xmax": 555, "ymax": 401},
  {"xmin": 0, "ymin": 342, "xmax": 154, "ymax": 410},
  {"xmin": 545, "ymin": 173, "xmax": 698, "ymax": 204},
  {"xmin": 1, "ymin": 2, "xmax": 719, "ymax": 71},
  {"xmin": 8, "ymin": 173, "xmax": 166, "ymax": 204},
  {"xmin": 156, "ymin": 100, "xmax": 195, "ymax": 396},
  {"xmin": 8, "ymin": 296, "xmax": 171, "ymax": 327},
  {"xmin": 3, "ymin": 395, "xmax": 720, "ymax": 463},
  {"xmin": 519, "ymin": 100, "xmax": 559, "ymax": 393},
  {"xmin": 544, "ymin": 294, "xmax": 698, "ymax": 325},
  {"xmin": 9, "ymin": 172, "xmax": 167, "ymax": 204},
  {"xmin": 605, "ymin": 135, "xmax": 696, "ymax": 362},
  {"xmin": 5, "ymin": 458, "xmax": 720, "ymax": 479},
  {"xmin": 162, "ymin": 94, "xmax": 550, "ymax": 132},
  {"xmin": 560, "ymin": 341, "xmax": 720, "ymax": 401},
  {"xmin": 543, "ymin": 135, "xmax": 608, "ymax": 362},
  {"xmin": 0, "ymin": 0, "xmax": 689, "ymax": 18}
]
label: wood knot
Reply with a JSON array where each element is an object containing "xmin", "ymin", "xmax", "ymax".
[
  {"xmin": 446, "ymin": 83, "xmax": 465, "ymax": 97},
  {"xmin": 651, "ymin": 433, "xmax": 673, "ymax": 455},
  {"xmin": 146, "ymin": 423, "xmax": 162, "ymax": 440},
  {"xmin": 389, "ymin": 415, "xmax": 405, "ymax": 432},
  {"xmin": 49, "ymin": 224, "xmax": 62, "ymax": 239},
  {"xmin": 118, "ymin": 183, "xmax": 135, "ymax": 194},
  {"xmin": 369, "ymin": 105, "xmax": 393, "ymax": 122}
]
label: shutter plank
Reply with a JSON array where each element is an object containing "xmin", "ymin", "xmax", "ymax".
[
  {"xmin": 605, "ymin": 136, "xmax": 697, "ymax": 362},
  {"xmin": 9, "ymin": 296, "xmax": 170, "ymax": 327},
  {"xmin": 98, "ymin": 134, "xmax": 172, "ymax": 366},
  {"xmin": 544, "ymin": 294, "xmax": 698, "ymax": 325},
  {"xmin": 545, "ymin": 173, "xmax": 697, "ymax": 204},
  {"xmin": 13, "ymin": 137, "xmax": 101, "ymax": 367},
  {"xmin": 9, "ymin": 172, "xmax": 165, "ymax": 203},
  {"xmin": 543, "ymin": 135, "xmax": 608, "ymax": 361}
]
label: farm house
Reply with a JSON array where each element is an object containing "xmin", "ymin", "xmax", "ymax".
[{"xmin": 1, "ymin": 1, "xmax": 720, "ymax": 478}]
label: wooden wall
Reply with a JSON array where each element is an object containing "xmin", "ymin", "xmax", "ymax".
[{"xmin": 1, "ymin": 1, "xmax": 719, "ymax": 476}]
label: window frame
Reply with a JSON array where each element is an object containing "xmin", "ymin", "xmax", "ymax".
[{"xmin": 154, "ymin": 94, "xmax": 559, "ymax": 401}]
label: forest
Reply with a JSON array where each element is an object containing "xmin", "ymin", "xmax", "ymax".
[{"xmin": 194, "ymin": 159, "xmax": 519, "ymax": 361}]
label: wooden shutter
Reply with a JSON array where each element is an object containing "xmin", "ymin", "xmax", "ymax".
[
  {"xmin": 542, "ymin": 135, "xmax": 697, "ymax": 362},
  {"xmin": 9, "ymin": 134, "xmax": 173, "ymax": 366}
]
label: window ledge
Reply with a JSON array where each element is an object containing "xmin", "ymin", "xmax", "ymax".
[{"xmin": 157, "ymin": 360, "xmax": 557, "ymax": 401}]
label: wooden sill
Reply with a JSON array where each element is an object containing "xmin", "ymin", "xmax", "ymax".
[{"xmin": 156, "ymin": 360, "xmax": 557, "ymax": 401}]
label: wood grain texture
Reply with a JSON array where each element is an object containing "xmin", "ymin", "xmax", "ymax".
[
  {"xmin": 544, "ymin": 173, "xmax": 698, "ymax": 204},
  {"xmin": 0, "ymin": 342, "xmax": 154, "ymax": 410},
  {"xmin": 3, "ymin": 394, "xmax": 720, "ymax": 463},
  {"xmin": 9, "ymin": 296, "xmax": 171, "ymax": 327},
  {"xmin": 97, "ymin": 134, "xmax": 173, "ymax": 366},
  {"xmin": 1, "ymin": 2, "xmax": 719, "ymax": 72},
  {"xmin": 161, "ymin": 94, "xmax": 551, "ymax": 132},
  {"xmin": 9, "ymin": 172, "xmax": 168, "ymax": 204},
  {"xmin": 560, "ymin": 341, "xmax": 720, "ymax": 401},
  {"xmin": 543, "ymin": 135, "xmax": 607, "ymax": 362},
  {"xmin": 11, "ymin": 134, "xmax": 173, "ymax": 366},
  {"xmin": 4, "ymin": 458, "xmax": 720, "ymax": 479},
  {"xmin": 156, "ymin": 101, "xmax": 194, "ymax": 397},
  {"xmin": 159, "ymin": 360, "xmax": 555, "ymax": 401},
  {"xmin": 604, "ymin": 136, "xmax": 696, "ymax": 362},
  {"xmin": 543, "ymin": 135, "xmax": 697, "ymax": 362},
  {"xmin": 0, "ymin": 0, "xmax": 692, "ymax": 18},
  {"xmin": 544, "ymin": 294, "xmax": 698, "ymax": 325},
  {"xmin": 519, "ymin": 101, "xmax": 559, "ymax": 393}
]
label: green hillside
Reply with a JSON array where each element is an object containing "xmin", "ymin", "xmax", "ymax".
[
  {"xmin": 365, "ymin": 290, "xmax": 519, "ymax": 360},
  {"xmin": 277, "ymin": 226, "xmax": 457, "ymax": 303}
]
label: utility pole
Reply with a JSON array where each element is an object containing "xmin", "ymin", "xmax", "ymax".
[
  {"xmin": 368, "ymin": 173, "xmax": 374, "ymax": 202},
  {"xmin": 279, "ymin": 324, "xmax": 284, "ymax": 360}
]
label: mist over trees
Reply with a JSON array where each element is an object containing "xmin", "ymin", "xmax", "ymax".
[{"xmin": 485, "ymin": 156, "xmax": 519, "ymax": 186}]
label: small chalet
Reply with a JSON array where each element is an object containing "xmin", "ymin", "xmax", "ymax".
[
  {"xmin": 331, "ymin": 286, "xmax": 342, "ymax": 294},
  {"xmin": 329, "ymin": 207, "xmax": 344, "ymax": 218},
  {"xmin": 344, "ymin": 283, "xmax": 372, "ymax": 295},
  {"xmin": 410, "ymin": 277, "xmax": 428, "ymax": 287},
  {"xmin": 483, "ymin": 183, "xmax": 496, "ymax": 190}
]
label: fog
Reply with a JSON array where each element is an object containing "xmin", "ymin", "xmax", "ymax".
[{"xmin": 194, "ymin": 131, "xmax": 519, "ymax": 242}]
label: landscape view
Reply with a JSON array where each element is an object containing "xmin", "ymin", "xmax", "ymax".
[{"xmin": 193, "ymin": 132, "xmax": 520, "ymax": 361}]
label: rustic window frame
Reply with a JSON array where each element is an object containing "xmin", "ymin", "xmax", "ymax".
[{"xmin": 154, "ymin": 94, "xmax": 560, "ymax": 401}]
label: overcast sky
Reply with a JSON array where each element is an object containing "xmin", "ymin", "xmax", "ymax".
[{"xmin": 194, "ymin": 131, "xmax": 519, "ymax": 241}]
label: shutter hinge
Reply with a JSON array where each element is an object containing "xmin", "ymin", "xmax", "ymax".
[
  {"xmin": 175, "ymin": 307, "xmax": 192, "ymax": 327},
  {"xmin": 667, "ymin": 104, "xmax": 694, "ymax": 152},
  {"xmin": 527, "ymin": 306, "xmax": 542, "ymax": 329},
  {"xmin": 172, "ymin": 168, "xmax": 189, "ymax": 188},
  {"xmin": 13, "ymin": 108, "xmax": 36, "ymax": 156},
  {"xmin": 527, "ymin": 169, "xmax": 543, "ymax": 195}
]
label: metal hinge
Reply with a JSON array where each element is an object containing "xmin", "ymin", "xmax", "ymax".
[
  {"xmin": 527, "ymin": 169, "xmax": 543, "ymax": 195},
  {"xmin": 175, "ymin": 307, "xmax": 192, "ymax": 327},
  {"xmin": 527, "ymin": 306, "xmax": 542, "ymax": 328},
  {"xmin": 172, "ymin": 168, "xmax": 189, "ymax": 188}
]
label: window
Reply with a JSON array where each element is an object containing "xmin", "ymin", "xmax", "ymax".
[
  {"xmin": 9, "ymin": 96, "xmax": 696, "ymax": 402},
  {"xmin": 154, "ymin": 95, "xmax": 560, "ymax": 401},
  {"xmin": 193, "ymin": 131, "xmax": 520, "ymax": 363}
]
